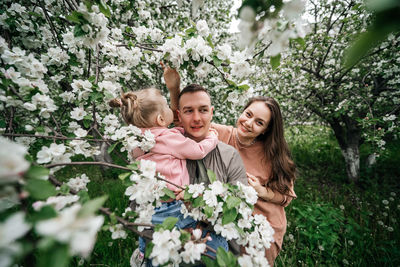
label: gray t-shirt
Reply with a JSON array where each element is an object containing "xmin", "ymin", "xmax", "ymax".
[{"xmin": 187, "ymin": 141, "xmax": 248, "ymax": 186}]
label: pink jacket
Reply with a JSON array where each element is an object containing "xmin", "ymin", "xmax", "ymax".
[{"xmin": 135, "ymin": 127, "xmax": 218, "ymax": 190}]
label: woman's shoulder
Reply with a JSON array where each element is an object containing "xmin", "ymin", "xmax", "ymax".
[{"xmin": 211, "ymin": 123, "xmax": 235, "ymax": 144}]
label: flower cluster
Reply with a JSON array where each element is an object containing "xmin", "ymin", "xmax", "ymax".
[{"xmin": 67, "ymin": 174, "xmax": 91, "ymax": 192}]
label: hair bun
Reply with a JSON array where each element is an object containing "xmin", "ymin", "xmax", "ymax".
[
  {"xmin": 109, "ymin": 98, "xmax": 122, "ymax": 108},
  {"xmin": 121, "ymin": 92, "xmax": 138, "ymax": 109}
]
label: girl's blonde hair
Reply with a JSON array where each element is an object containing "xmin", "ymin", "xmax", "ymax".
[{"xmin": 109, "ymin": 88, "xmax": 163, "ymax": 128}]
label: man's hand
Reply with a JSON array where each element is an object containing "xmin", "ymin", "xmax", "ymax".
[{"xmin": 161, "ymin": 62, "xmax": 180, "ymax": 93}]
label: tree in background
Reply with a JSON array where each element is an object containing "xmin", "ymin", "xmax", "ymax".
[{"xmin": 248, "ymin": 0, "xmax": 400, "ymax": 183}]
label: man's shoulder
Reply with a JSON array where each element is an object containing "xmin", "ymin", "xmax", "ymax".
[{"xmin": 216, "ymin": 141, "xmax": 237, "ymax": 154}]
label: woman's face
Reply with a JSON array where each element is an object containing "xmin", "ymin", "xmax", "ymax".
[{"xmin": 236, "ymin": 101, "xmax": 271, "ymax": 142}]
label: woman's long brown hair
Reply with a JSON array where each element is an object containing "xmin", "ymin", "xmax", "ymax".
[{"xmin": 243, "ymin": 96, "xmax": 296, "ymax": 196}]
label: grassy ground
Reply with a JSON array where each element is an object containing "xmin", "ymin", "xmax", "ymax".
[{"xmin": 54, "ymin": 126, "xmax": 400, "ymax": 266}]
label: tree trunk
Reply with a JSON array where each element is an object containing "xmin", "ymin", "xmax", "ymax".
[
  {"xmin": 340, "ymin": 144, "xmax": 360, "ymax": 183},
  {"xmin": 329, "ymin": 118, "xmax": 362, "ymax": 183}
]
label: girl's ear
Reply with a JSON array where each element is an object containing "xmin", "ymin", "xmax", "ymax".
[{"xmin": 155, "ymin": 113, "xmax": 165, "ymax": 127}]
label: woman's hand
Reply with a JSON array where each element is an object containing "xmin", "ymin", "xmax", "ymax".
[
  {"xmin": 247, "ymin": 173, "xmax": 274, "ymax": 201},
  {"xmin": 161, "ymin": 62, "xmax": 180, "ymax": 93}
]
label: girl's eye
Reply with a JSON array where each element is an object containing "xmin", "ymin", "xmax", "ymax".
[
  {"xmin": 257, "ymin": 121, "xmax": 263, "ymax": 126},
  {"xmin": 246, "ymin": 112, "xmax": 251, "ymax": 117}
]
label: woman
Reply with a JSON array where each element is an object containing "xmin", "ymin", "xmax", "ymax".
[
  {"xmin": 164, "ymin": 66, "xmax": 297, "ymax": 266},
  {"xmin": 211, "ymin": 96, "xmax": 297, "ymax": 266}
]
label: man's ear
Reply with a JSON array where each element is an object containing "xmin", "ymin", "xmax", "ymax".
[
  {"xmin": 176, "ymin": 110, "xmax": 182, "ymax": 122},
  {"xmin": 156, "ymin": 114, "xmax": 165, "ymax": 127}
]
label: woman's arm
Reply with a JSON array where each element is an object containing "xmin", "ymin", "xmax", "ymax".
[{"xmin": 247, "ymin": 173, "xmax": 295, "ymax": 207}]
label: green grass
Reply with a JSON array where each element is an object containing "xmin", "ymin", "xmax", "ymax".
[
  {"xmin": 50, "ymin": 126, "xmax": 399, "ymax": 266},
  {"xmin": 276, "ymin": 126, "xmax": 400, "ymax": 266}
]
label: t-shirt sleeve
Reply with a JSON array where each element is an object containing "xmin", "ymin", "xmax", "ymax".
[
  {"xmin": 150, "ymin": 128, "xmax": 218, "ymax": 160},
  {"xmin": 211, "ymin": 123, "xmax": 234, "ymax": 144},
  {"xmin": 227, "ymin": 149, "xmax": 248, "ymax": 186}
]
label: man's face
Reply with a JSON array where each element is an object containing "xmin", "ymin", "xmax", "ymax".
[{"xmin": 178, "ymin": 91, "xmax": 214, "ymax": 142}]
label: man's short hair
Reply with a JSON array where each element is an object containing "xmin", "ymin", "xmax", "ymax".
[{"xmin": 178, "ymin": 84, "xmax": 211, "ymax": 107}]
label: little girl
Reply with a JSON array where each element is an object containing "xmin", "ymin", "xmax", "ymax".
[{"xmin": 109, "ymin": 88, "xmax": 227, "ymax": 265}]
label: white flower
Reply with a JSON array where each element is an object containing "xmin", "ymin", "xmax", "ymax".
[
  {"xmin": 188, "ymin": 183, "xmax": 205, "ymax": 198},
  {"xmin": 216, "ymin": 44, "xmax": 232, "ymax": 61},
  {"xmin": 382, "ymin": 199, "xmax": 389, "ymax": 205},
  {"xmin": 110, "ymin": 224, "xmax": 127, "ymax": 239},
  {"xmin": 67, "ymin": 174, "xmax": 90, "ymax": 192},
  {"xmin": 23, "ymin": 102, "xmax": 37, "ymax": 111},
  {"xmin": 238, "ymin": 254, "xmax": 253, "ymax": 266},
  {"xmin": 35, "ymin": 204, "xmax": 104, "ymax": 258},
  {"xmin": 194, "ymin": 62, "xmax": 211, "ymax": 79},
  {"xmin": 239, "ymin": 6, "xmax": 256, "ymax": 22},
  {"xmin": 70, "ymin": 107, "xmax": 87, "ymax": 121},
  {"xmin": 32, "ymin": 195, "xmax": 80, "ymax": 211},
  {"xmin": 192, "ymin": 229, "xmax": 202, "ymax": 240},
  {"xmin": 36, "ymin": 146, "xmax": 52, "ymax": 164},
  {"xmin": 74, "ymin": 128, "xmax": 88, "ymax": 138},
  {"xmin": 150, "ymin": 229, "xmax": 182, "ymax": 266},
  {"xmin": 214, "ymin": 222, "xmax": 239, "ymax": 240},
  {"xmin": 196, "ymin": 20, "xmax": 209, "ymax": 37},
  {"xmin": 49, "ymin": 143, "xmax": 66, "ymax": 157},
  {"xmin": 237, "ymin": 183, "xmax": 258, "ymax": 205},
  {"xmin": 282, "ymin": 0, "xmax": 305, "ymax": 20},
  {"xmin": 0, "ymin": 212, "xmax": 31, "ymax": 248},
  {"xmin": 140, "ymin": 159, "xmax": 156, "ymax": 179},
  {"xmin": 0, "ymin": 137, "xmax": 30, "ymax": 182},
  {"xmin": 180, "ymin": 241, "xmax": 206, "ymax": 264}
]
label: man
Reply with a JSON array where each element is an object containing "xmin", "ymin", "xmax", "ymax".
[{"xmin": 164, "ymin": 66, "xmax": 248, "ymax": 187}]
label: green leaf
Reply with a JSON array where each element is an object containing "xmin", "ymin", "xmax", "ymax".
[
  {"xmin": 37, "ymin": 237, "xmax": 56, "ymax": 251},
  {"xmin": 179, "ymin": 230, "xmax": 191, "ymax": 243},
  {"xmin": 66, "ymin": 11, "xmax": 86, "ymax": 24},
  {"xmin": 83, "ymin": 119, "xmax": 91, "ymax": 128},
  {"xmin": 293, "ymin": 37, "xmax": 305, "ymax": 48},
  {"xmin": 107, "ymin": 142, "xmax": 119, "ymax": 154},
  {"xmin": 270, "ymin": 54, "xmax": 281, "ymax": 69},
  {"xmin": 77, "ymin": 190, "xmax": 90, "ymax": 203},
  {"xmin": 237, "ymin": 84, "xmax": 250, "ymax": 91},
  {"xmin": 98, "ymin": 0, "xmax": 111, "ymax": 17},
  {"xmin": 24, "ymin": 165, "xmax": 49, "ymax": 180},
  {"xmin": 161, "ymin": 217, "xmax": 178, "ymax": 230},
  {"xmin": 202, "ymin": 255, "xmax": 219, "ymax": 267},
  {"xmin": 118, "ymin": 172, "xmax": 131, "ymax": 180},
  {"xmin": 38, "ymin": 243, "xmax": 70, "ymax": 267},
  {"xmin": 78, "ymin": 195, "xmax": 107, "ymax": 217},
  {"xmin": 221, "ymin": 208, "xmax": 238, "ymax": 225},
  {"xmin": 30, "ymin": 205, "xmax": 57, "ymax": 223},
  {"xmin": 204, "ymin": 205, "xmax": 214, "ymax": 218},
  {"xmin": 184, "ymin": 190, "xmax": 193, "ymax": 200},
  {"xmin": 207, "ymin": 169, "xmax": 217, "ymax": 183},
  {"xmin": 110, "ymin": 212, "xmax": 117, "ymax": 225},
  {"xmin": 127, "ymin": 162, "xmax": 139, "ymax": 170},
  {"xmin": 226, "ymin": 196, "xmax": 241, "ymax": 209},
  {"xmin": 212, "ymin": 55, "xmax": 222, "ymax": 67},
  {"xmin": 192, "ymin": 196, "xmax": 205, "ymax": 208},
  {"xmin": 216, "ymin": 247, "xmax": 229, "ymax": 267},
  {"xmin": 145, "ymin": 242, "xmax": 154, "ymax": 258},
  {"xmin": 162, "ymin": 188, "xmax": 176, "ymax": 199},
  {"xmin": 59, "ymin": 184, "xmax": 70, "ymax": 195},
  {"xmin": 185, "ymin": 27, "xmax": 196, "ymax": 35},
  {"xmin": 73, "ymin": 25, "xmax": 87, "ymax": 37},
  {"xmin": 25, "ymin": 179, "xmax": 56, "ymax": 200},
  {"xmin": 206, "ymin": 35, "xmax": 214, "ymax": 48}
]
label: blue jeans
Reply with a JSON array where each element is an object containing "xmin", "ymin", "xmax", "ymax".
[{"xmin": 139, "ymin": 200, "xmax": 228, "ymax": 266}]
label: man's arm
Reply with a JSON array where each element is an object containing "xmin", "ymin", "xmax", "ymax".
[{"xmin": 162, "ymin": 63, "xmax": 181, "ymax": 125}]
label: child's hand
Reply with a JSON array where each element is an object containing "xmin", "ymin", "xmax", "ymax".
[
  {"xmin": 174, "ymin": 188, "xmax": 185, "ymax": 200},
  {"xmin": 161, "ymin": 62, "xmax": 180, "ymax": 92},
  {"xmin": 208, "ymin": 128, "xmax": 218, "ymax": 138}
]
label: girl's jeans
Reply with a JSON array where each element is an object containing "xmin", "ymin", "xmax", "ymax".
[{"xmin": 138, "ymin": 200, "xmax": 228, "ymax": 266}]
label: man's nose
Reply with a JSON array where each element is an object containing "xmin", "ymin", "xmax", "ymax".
[{"xmin": 192, "ymin": 110, "xmax": 201, "ymax": 121}]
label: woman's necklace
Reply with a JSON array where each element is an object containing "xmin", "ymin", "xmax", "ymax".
[{"xmin": 235, "ymin": 130, "xmax": 256, "ymax": 148}]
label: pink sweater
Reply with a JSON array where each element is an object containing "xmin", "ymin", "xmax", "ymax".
[{"xmin": 134, "ymin": 127, "xmax": 218, "ymax": 190}]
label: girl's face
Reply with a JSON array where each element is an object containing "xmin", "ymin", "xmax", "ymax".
[{"xmin": 236, "ymin": 101, "xmax": 271, "ymax": 142}]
